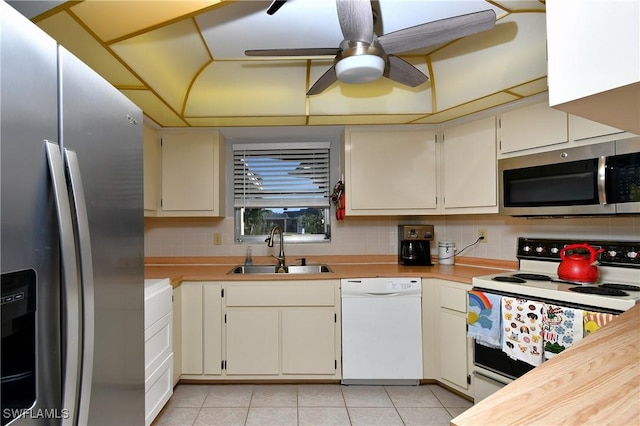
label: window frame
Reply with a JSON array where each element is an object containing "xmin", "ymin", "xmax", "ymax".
[{"xmin": 230, "ymin": 141, "xmax": 333, "ymax": 244}]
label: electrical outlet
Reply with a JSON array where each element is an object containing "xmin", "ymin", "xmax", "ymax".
[
  {"xmin": 213, "ymin": 233, "xmax": 222, "ymax": 245},
  {"xmin": 478, "ymin": 229, "xmax": 488, "ymax": 243}
]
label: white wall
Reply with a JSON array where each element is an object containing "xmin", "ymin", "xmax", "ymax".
[{"xmin": 144, "ymin": 214, "xmax": 640, "ymax": 262}]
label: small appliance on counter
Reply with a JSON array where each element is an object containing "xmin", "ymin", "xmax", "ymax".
[{"xmin": 398, "ymin": 225, "xmax": 434, "ymax": 266}]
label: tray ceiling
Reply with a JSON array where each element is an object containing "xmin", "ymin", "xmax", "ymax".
[{"xmin": 21, "ymin": 0, "xmax": 548, "ymax": 127}]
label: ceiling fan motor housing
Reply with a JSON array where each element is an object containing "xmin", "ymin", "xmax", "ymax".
[{"xmin": 335, "ymin": 40, "xmax": 386, "ymax": 84}]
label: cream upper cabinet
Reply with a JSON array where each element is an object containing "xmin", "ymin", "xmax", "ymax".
[
  {"xmin": 546, "ymin": 0, "xmax": 640, "ymax": 135},
  {"xmin": 499, "ymin": 102, "xmax": 568, "ymax": 154},
  {"xmin": 344, "ymin": 128, "xmax": 438, "ymax": 215},
  {"xmin": 143, "ymin": 122, "xmax": 160, "ymax": 216},
  {"xmin": 441, "ymin": 116, "xmax": 497, "ymax": 214},
  {"xmin": 160, "ymin": 132, "xmax": 225, "ymax": 217},
  {"xmin": 569, "ymin": 114, "xmax": 624, "ymax": 142}
]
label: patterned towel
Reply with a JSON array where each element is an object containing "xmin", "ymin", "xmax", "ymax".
[
  {"xmin": 467, "ymin": 291, "xmax": 502, "ymax": 348},
  {"xmin": 583, "ymin": 311, "xmax": 618, "ymax": 335},
  {"xmin": 501, "ymin": 297, "xmax": 544, "ymax": 366},
  {"xmin": 542, "ymin": 304, "xmax": 584, "ymax": 359}
]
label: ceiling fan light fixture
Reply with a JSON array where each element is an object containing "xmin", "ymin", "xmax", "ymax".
[{"xmin": 335, "ymin": 54, "xmax": 385, "ymax": 84}]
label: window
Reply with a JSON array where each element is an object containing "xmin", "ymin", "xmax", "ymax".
[{"xmin": 233, "ymin": 142, "xmax": 331, "ymax": 243}]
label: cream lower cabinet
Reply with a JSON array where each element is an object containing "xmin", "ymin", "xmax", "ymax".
[
  {"xmin": 427, "ymin": 279, "xmax": 473, "ymax": 397},
  {"xmin": 343, "ymin": 128, "xmax": 438, "ymax": 215},
  {"xmin": 441, "ymin": 116, "xmax": 497, "ymax": 214},
  {"xmin": 180, "ymin": 282, "xmax": 223, "ymax": 377},
  {"xmin": 172, "ymin": 284, "xmax": 182, "ymax": 386},
  {"xmin": 224, "ymin": 281, "xmax": 340, "ymax": 379}
]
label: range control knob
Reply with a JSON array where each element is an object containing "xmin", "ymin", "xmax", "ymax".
[
  {"xmin": 522, "ymin": 245, "xmax": 532, "ymax": 253},
  {"xmin": 535, "ymin": 246, "xmax": 545, "ymax": 254},
  {"xmin": 626, "ymin": 250, "xmax": 638, "ymax": 259},
  {"xmin": 607, "ymin": 250, "xmax": 618, "ymax": 258},
  {"xmin": 550, "ymin": 247, "xmax": 560, "ymax": 254}
]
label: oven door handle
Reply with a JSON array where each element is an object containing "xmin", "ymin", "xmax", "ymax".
[
  {"xmin": 474, "ymin": 369, "xmax": 511, "ymax": 386},
  {"xmin": 598, "ymin": 155, "xmax": 607, "ymax": 204}
]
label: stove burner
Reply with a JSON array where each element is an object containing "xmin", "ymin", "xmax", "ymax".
[
  {"xmin": 568, "ymin": 287, "xmax": 629, "ymax": 296},
  {"xmin": 600, "ymin": 283, "xmax": 640, "ymax": 291},
  {"xmin": 492, "ymin": 276, "xmax": 526, "ymax": 283},
  {"xmin": 513, "ymin": 273, "xmax": 551, "ymax": 281}
]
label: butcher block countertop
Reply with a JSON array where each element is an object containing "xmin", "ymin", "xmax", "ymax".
[
  {"xmin": 452, "ymin": 303, "xmax": 640, "ymax": 426},
  {"xmin": 144, "ymin": 255, "xmax": 517, "ymax": 286}
]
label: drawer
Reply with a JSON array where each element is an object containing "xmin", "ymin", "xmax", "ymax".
[
  {"xmin": 145, "ymin": 312, "xmax": 172, "ymax": 378},
  {"xmin": 439, "ymin": 284, "xmax": 467, "ymax": 313},
  {"xmin": 226, "ymin": 285, "xmax": 335, "ymax": 307},
  {"xmin": 145, "ymin": 278, "xmax": 172, "ymax": 328},
  {"xmin": 145, "ymin": 353, "xmax": 173, "ymax": 426}
]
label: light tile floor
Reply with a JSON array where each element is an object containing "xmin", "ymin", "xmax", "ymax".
[{"xmin": 152, "ymin": 383, "xmax": 472, "ymax": 425}]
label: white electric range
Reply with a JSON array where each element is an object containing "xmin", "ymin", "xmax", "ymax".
[
  {"xmin": 473, "ymin": 238, "xmax": 640, "ymax": 312},
  {"xmin": 470, "ymin": 237, "xmax": 640, "ymax": 401}
]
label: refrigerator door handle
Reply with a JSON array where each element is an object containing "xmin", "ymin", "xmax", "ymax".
[
  {"xmin": 64, "ymin": 148, "xmax": 95, "ymax": 426},
  {"xmin": 45, "ymin": 141, "xmax": 81, "ymax": 426}
]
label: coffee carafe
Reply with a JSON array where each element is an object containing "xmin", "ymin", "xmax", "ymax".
[{"xmin": 398, "ymin": 225, "xmax": 434, "ymax": 266}]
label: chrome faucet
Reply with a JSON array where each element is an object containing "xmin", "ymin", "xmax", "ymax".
[{"xmin": 265, "ymin": 225, "xmax": 286, "ymax": 272}]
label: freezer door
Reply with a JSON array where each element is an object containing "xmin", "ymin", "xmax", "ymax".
[
  {"xmin": 58, "ymin": 47, "xmax": 145, "ymax": 425},
  {"xmin": 1, "ymin": 3, "xmax": 63, "ymax": 425}
]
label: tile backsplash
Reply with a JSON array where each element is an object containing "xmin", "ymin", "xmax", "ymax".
[{"xmin": 144, "ymin": 214, "xmax": 640, "ymax": 262}]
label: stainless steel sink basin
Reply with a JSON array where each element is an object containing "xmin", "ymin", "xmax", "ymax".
[{"xmin": 227, "ymin": 264, "xmax": 332, "ymax": 275}]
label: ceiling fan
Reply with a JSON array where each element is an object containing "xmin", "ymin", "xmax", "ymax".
[{"xmin": 247, "ymin": 0, "xmax": 496, "ymax": 95}]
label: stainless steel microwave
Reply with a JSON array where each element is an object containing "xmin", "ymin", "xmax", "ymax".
[{"xmin": 499, "ymin": 137, "xmax": 640, "ymax": 216}]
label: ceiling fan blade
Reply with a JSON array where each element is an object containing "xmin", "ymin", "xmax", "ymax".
[
  {"xmin": 336, "ymin": 0, "xmax": 374, "ymax": 42},
  {"xmin": 378, "ymin": 9, "xmax": 496, "ymax": 54},
  {"xmin": 266, "ymin": 0, "xmax": 287, "ymax": 15},
  {"xmin": 245, "ymin": 48, "xmax": 339, "ymax": 57},
  {"xmin": 307, "ymin": 66, "xmax": 338, "ymax": 95},
  {"xmin": 384, "ymin": 56, "xmax": 428, "ymax": 87}
]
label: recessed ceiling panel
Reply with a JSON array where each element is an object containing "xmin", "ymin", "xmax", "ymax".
[
  {"xmin": 70, "ymin": 0, "xmax": 221, "ymax": 42},
  {"xmin": 112, "ymin": 19, "xmax": 211, "ymax": 113},
  {"xmin": 37, "ymin": 12, "xmax": 142, "ymax": 87},
  {"xmin": 187, "ymin": 116, "xmax": 307, "ymax": 127},
  {"xmin": 308, "ymin": 114, "xmax": 427, "ymax": 125},
  {"xmin": 121, "ymin": 89, "xmax": 187, "ymax": 127},
  {"xmin": 185, "ymin": 61, "xmax": 307, "ymax": 116},
  {"xmin": 432, "ymin": 12, "xmax": 546, "ymax": 111},
  {"xmin": 413, "ymin": 91, "xmax": 518, "ymax": 123},
  {"xmin": 509, "ymin": 77, "xmax": 548, "ymax": 97}
]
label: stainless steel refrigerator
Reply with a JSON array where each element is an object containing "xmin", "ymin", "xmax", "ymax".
[{"xmin": 1, "ymin": 2, "xmax": 145, "ymax": 424}]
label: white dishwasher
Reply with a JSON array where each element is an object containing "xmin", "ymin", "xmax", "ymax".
[{"xmin": 341, "ymin": 278, "xmax": 423, "ymax": 385}]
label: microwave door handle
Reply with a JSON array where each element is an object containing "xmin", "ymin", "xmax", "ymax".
[
  {"xmin": 45, "ymin": 141, "xmax": 80, "ymax": 426},
  {"xmin": 598, "ymin": 156, "xmax": 607, "ymax": 204},
  {"xmin": 64, "ymin": 148, "xmax": 95, "ymax": 426}
]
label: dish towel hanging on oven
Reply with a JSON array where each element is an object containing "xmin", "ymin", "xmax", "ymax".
[
  {"xmin": 501, "ymin": 297, "xmax": 544, "ymax": 366},
  {"xmin": 583, "ymin": 311, "xmax": 618, "ymax": 335},
  {"xmin": 467, "ymin": 290, "xmax": 502, "ymax": 348},
  {"xmin": 542, "ymin": 304, "xmax": 584, "ymax": 359}
]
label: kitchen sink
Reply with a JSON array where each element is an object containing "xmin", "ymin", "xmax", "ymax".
[{"xmin": 227, "ymin": 264, "xmax": 332, "ymax": 275}]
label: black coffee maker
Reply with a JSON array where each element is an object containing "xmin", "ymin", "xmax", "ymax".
[{"xmin": 398, "ymin": 225, "xmax": 434, "ymax": 266}]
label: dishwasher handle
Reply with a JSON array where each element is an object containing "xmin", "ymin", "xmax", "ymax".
[{"xmin": 365, "ymin": 292, "xmax": 400, "ymax": 297}]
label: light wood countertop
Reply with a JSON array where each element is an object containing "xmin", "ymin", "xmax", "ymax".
[
  {"xmin": 144, "ymin": 255, "xmax": 517, "ymax": 287},
  {"xmin": 451, "ymin": 303, "xmax": 640, "ymax": 426}
]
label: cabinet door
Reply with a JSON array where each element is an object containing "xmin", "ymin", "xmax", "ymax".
[
  {"xmin": 143, "ymin": 122, "xmax": 160, "ymax": 215},
  {"xmin": 226, "ymin": 310, "xmax": 279, "ymax": 375},
  {"xmin": 172, "ymin": 285, "xmax": 182, "ymax": 385},
  {"xmin": 281, "ymin": 310, "xmax": 335, "ymax": 375},
  {"xmin": 203, "ymin": 284, "xmax": 222, "ymax": 375},
  {"xmin": 181, "ymin": 282, "xmax": 203, "ymax": 374},
  {"xmin": 438, "ymin": 309, "xmax": 469, "ymax": 390},
  {"xmin": 345, "ymin": 129, "xmax": 438, "ymax": 215},
  {"xmin": 160, "ymin": 132, "xmax": 225, "ymax": 216},
  {"xmin": 442, "ymin": 116, "xmax": 497, "ymax": 213},
  {"xmin": 499, "ymin": 102, "xmax": 568, "ymax": 154},
  {"xmin": 570, "ymin": 114, "xmax": 624, "ymax": 141}
]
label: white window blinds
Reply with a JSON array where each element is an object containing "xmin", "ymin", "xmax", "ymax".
[{"xmin": 233, "ymin": 143, "xmax": 330, "ymax": 208}]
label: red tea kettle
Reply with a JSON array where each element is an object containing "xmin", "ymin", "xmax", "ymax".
[{"xmin": 557, "ymin": 243, "xmax": 604, "ymax": 283}]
